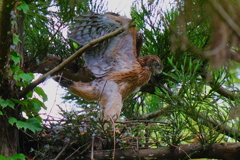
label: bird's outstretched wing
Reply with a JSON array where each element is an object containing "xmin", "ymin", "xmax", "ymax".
[
  {"xmin": 69, "ymin": 12, "xmax": 122, "ymax": 46},
  {"xmin": 68, "ymin": 12, "xmax": 137, "ymax": 78}
]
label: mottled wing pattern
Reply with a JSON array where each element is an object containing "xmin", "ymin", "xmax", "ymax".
[
  {"xmin": 68, "ymin": 13, "xmax": 121, "ymax": 46},
  {"xmin": 68, "ymin": 13, "xmax": 137, "ymax": 78},
  {"xmin": 68, "ymin": 13, "xmax": 120, "ymax": 77}
]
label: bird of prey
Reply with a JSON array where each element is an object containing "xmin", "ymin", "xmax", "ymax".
[{"xmin": 53, "ymin": 12, "xmax": 162, "ymax": 122}]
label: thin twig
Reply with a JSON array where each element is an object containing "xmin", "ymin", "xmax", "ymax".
[
  {"xmin": 116, "ymin": 120, "xmax": 171, "ymax": 124},
  {"xmin": 112, "ymin": 122, "xmax": 116, "ymax": 160},
  {"xmin": 46, "ymin": 73, "xmax": 63, "ymax": 121},
  {"xmin": 133, "ymin": 105, "xmax": 172, "ymax": 120},
  {"xmin": 91, "ymin": 134, "xmax": 95, "ymax": 160},
  {"xmin": 53, "ymin": 141, "xmax": 70, "ymax": 160},
  {"xmin": 65, "ymin": 143, "xmax": 90, "ymax": 160}
]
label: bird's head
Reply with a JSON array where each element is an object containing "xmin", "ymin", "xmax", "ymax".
[
  {"xmin": 137, "ymin": 55, "xmax": 163, "ymax": 75},
  {"xmin": 146, "ymin": 55, "xmax": 163, "ymax": 75}
]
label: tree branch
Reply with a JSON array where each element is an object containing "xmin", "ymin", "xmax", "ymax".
[
  {"xmin": 209, "ymin": 0, "xmax": 240, "ymax": 38},
  {"xmin": 229, "ymin": 51, "xmax": 240, "ymax": 63},
  {"xmin": 133, "ymin": 105, "xmax": 172, "ymax": 120},
  {"xmin": 26, "ymin": 56, "xmax": 94, "ymax": 82},
  {"xmin": 80, "ymin": 143, "xmax": 240, "ymax": 160},
  {"xmin": 201, "ymin": 73, "xmax": 240, "ymax": 101},
  {"xmin": 197, "ymin": 113, "xmax": 240, "ymax": 141},
  {"xmin": 19, "ymin": 21, "xmax": 135, "ymax": 98},
  {"xmin": 197, "ymin": 111, "xmax": 238, "ymax": 140},
  {"xmin": 210, "ymin": 84, "xmax": 240, "ymax": 100}
]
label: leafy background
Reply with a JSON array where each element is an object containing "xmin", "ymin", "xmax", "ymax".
[{"xmin": 1, "ymin": 0, "xmax": 240, "ymax": 159}]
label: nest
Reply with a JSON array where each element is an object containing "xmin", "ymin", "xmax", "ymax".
[{"xmin": 24, "ymin": 108, "xmax": 170, "ymax": 160}]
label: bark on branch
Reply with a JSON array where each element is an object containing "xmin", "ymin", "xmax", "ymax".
[
  {"xmin": 198, "ymin": 113, "xmax": 240, "ymax": 141},
  {"xmin": 26, "ymin": 56, "xmax": 94, "ymax": 82},
  {"xmin": 78, "ymin": 143, "xmax": 240, "ymax": 160},
  {"xmin": 229, "ymin": 51, "xmax": 240, "ymax": 63},
  {"xmin": 210, "ymin": 83, "xmax": 240, "ymax": 100}
]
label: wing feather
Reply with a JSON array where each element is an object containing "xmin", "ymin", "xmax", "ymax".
[
  {"xmin": 69, "ymin": 13, "xmax": 120, "ymax": 46},
  {"xmin": 68, "ymin": 12, "xmax": 137, "ymax": 78}
]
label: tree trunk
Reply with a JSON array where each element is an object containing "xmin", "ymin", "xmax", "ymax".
[
  {"xmin": 0, "ymin": 0, "xmax": 24, "ymax": 157},
  {"xmin": 0, "ymin": 110, "xmax": 19, "ymax": 157}
]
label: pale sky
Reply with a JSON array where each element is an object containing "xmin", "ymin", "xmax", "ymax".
[{"xmin": 106, "ymin": 0, "xmax": 135, "ymax": 16}]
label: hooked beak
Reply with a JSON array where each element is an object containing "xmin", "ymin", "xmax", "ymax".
[
  {"xmin": 153, "ymin": 68, "xmax": 163, "ymax": 76},
  {"xmin": 153, "ymin": 65, "xmax": 163, "ymax": 76}
]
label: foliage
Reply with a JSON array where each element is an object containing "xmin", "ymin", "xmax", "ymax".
[
  {"xmin": 2, "ymin": 0, "xmax": 240, "ymax": 159},
  {"xmin": 30, "ymin": 106, "xmax": 118, "ymax": 159},
  {"xmin": 127, "ymin": 0, "xmax": 240, "ymax": 148},
  {"xmin": 26, "ymin": 0, "xmax": 240, "ymax": 158},
  {"xmin": 0, "ymin": 154, "xmax": 25, "ymax": 160},
  {"xmin": 8, "ymin": 117, "xmax": 42, "ymax": 132}
]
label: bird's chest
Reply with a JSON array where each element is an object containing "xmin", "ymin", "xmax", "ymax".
[
  {"xmin": 118, "ymin": 68, "xmax": 151, "ymax": 100},
  {"xmin": 118, "ymin": 82, "xmax": 137, "ymax": 100}
]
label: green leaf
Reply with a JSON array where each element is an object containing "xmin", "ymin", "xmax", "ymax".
[
  {"xmin": 0, "ymin": 99, "xmax": 15, "ymax": 109},
  {"xmin": 34, "ymin": 115, "xmax": 43, "ymax": 122},
  {"xmin": 9, "ymin": 153, "xmax": 25, "ymax": 160},
  {"xmin": 13, "ymin": 74, "xmax": 20, "ymax": 81},
  {"xmin": 16, "ymin": 1, "xmax": 29, "ymax": 14},
  {"xmin": 11, "ymin": 55, "xmax": 21, "ymax": 64},
  {"xmin": 10, "ymin": 117, "xmax": 42, "ymax": 132},
  {"xmin": 29, "ymin": 98, "xmax": 43, "ymax": 112},
  {"xmin": 18, "ymin": 73, "xmax": 34, "ymax": 82},
  {"xmin": 0, "ymin": 99, "xmax": 6, "ymax": 108},
  {"xmin": 25, "ymin": 118, "xmax": 42, "ymax": 132},
  {"xmin": 8, "ymin": 117, "xmax": 17, "ymax": 125},
  {"xmin": 0, "ymin": 155, "xmax": 8, "ymax": 160},
  {"xmin": 13, "ymin": 34, "xmax": 21, "ymax": 45},
  {"xmin": 11, "ymin": 52, "xmax": 22, "ymax": 64},
  {"xmin": 11, "ymin": 98, "xmax": 27, "ymax": 106},
  {"xmin": 0, "ymin": 111, "xmax": 3, "ymax": 115},
  {"xmin": 10, "ymin": 65, "xmax": 20, "ymax": 72},
  {"xmin": 6, "ymin": 99, "xmax": 15, "ymax": 109},
  {"xmin": 73, "ymin": 42, "xmax": 79, "ymax": 49},
  {"xmin": 34, "ymin": 87, "xmax": 48, "ymax": 102},
  {"xmin": 26, "ymin": 90, "xmax": 33, "ymax": 98},
  {"xmin": 15, "ymin": 121, "xmax": 26, "ymax": 129}
]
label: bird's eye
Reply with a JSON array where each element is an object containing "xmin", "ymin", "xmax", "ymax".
[{"xmin": 153, "ymin": 60, "xmax": 159, "ymax": 67}]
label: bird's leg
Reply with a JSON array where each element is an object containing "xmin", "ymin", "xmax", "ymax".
[
  {"xmin": 99, "ymin": 93, "xmax": 122, "ymax": 122},
  {"xmin": 98, "ymin": 80, "xmax": 123, "ymax": 122}
]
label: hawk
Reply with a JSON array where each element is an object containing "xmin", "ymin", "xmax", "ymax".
[{"xmin": 53, "ymin": 12, "xmax": 162, "ymax": 122}]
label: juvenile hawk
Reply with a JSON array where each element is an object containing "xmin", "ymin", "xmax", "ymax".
[{"xmin": 53, "ymin": 12, "xmax": 162, "ymax": 122}]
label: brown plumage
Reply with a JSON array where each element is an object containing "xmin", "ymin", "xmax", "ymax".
[{"xmin": 53, "ymin": 12, "xmax": 162, "ymax": 122}]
